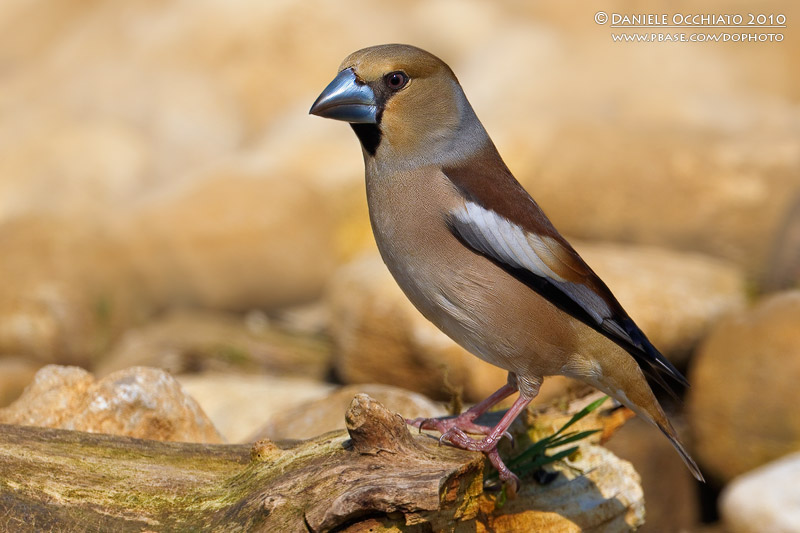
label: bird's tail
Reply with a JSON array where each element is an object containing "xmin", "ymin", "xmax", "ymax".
[
  {"xmin": 621, "ymin": 395, "xmax": 705, "ymax": 482},
  {"xmin": 590, "ymin": 365, "xmax": 705, "ymax": 483},
  {"xmin": 656, "ymin": 419, "xmax": 705, "ymax": 482}
]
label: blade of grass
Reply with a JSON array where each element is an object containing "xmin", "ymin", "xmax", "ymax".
[
  {"xmin": 516, "ymin": 446, "xmax": 579, "ymax": 476},
  {"xmin": 507, "ymin": 429, "xmax": 601, "ymax": 469},
  {"xmin": 551, "ymin": 396, "xmax": 608, "ymax": 438}
]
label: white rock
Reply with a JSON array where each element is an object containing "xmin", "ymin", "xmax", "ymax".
[{"xmin": 721, "ymin": 451, "xmax": 800, "ymax": 533}]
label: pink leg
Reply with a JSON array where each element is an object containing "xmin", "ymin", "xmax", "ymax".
[
  {"xmin": 440, "ymin": 394, "xmax": 531, "ymax": 451},
  {"xmin": 440, "ymin": 394, "xmax": 533, "ymax": 492},
  {"xmin": 406, "ymin": 383, "xmax": 517, "ymax": 436}
]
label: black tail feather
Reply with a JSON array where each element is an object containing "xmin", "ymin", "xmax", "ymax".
[{"xmin": 621, "ymin": 318, "xmax": 689, "ymax": 397}]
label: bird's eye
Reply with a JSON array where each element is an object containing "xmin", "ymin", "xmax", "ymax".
[{"xmin": 384, "ymin": 71, "xmax": 409, "ymax": 90}]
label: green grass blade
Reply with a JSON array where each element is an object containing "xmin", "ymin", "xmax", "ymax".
[{"xmin": 552, "ymin": 396, "xmax": 608, "ymax": 437}]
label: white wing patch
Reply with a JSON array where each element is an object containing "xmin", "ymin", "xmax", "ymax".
[
  {"xmin": 451, "ymin": 201, "xmax": 614, "ymax": 325},
  {"xmin": 453, "ymin": 201, "xmax": 567, "ymax": 283}
]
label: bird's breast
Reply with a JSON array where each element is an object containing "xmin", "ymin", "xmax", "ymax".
[{"xmin": 364, "ymin": 165, "xmax": 575, "ymax": 377}]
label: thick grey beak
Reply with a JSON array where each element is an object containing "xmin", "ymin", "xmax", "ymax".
[{"xmin": 309, "ymin": 68, "xmax": 377, "ymax": 124}]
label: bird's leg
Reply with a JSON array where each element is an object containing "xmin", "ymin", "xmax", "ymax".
[
  {"xmin": 439, "ymin": 394, "xmax": 531, "ymax": 451},
  {"xmin": 406, "ymin": 382, "xmax": 517, "ymax": 436},
  {"xmin": 440, "ymin": 394, "xmax": 533, "ymax": 491}
]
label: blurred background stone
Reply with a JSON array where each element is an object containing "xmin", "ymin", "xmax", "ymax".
[
  {"xmin": 720, "ymin": 451, "xmax": 800, "ymax": 533},
  {"xmin": 116, "ymin": 165, "xmax": 338, "ymax": 311},
  {"xmin": 0, "ymin": 365, "xmax": 222, "ymax": 443},
  {"xmin": 178, "ymin": 372, "xmax": 335, "ymax": 443},
  {"xmin": 0, "ymin": 357, "xmax": 44, "ymax": 407},
  {"xmin": 95, "ymin": 309, "xmax": 332, "ymax": 380},
  {"xmin": 762, "ymin": 193, "xmax": 800, "ymax": 292},
  {"xmin": 252, "ymin": 383, "xmax": 448, "ymax": 442},
  {"xmin": 688, "ymin": 290, "xmax": 800, "ymax": 482}
]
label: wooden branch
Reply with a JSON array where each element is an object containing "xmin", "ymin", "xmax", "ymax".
[{"xmin": 0, "ymin": 392, "xmax": 643, "ymax": 532}]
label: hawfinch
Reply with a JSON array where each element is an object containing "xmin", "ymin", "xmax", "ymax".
[{"xmin": 310, "ymin": 44, "xmax": 703, "ymax": 489}]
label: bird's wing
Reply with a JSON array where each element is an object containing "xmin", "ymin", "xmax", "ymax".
[{"xmin": 442, "ymin": 151, "xmax": 688, "ymax": 391}]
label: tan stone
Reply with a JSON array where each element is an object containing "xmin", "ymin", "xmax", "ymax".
[
  {"xmin": 0, "ymin": 162, "xmax": 338, "ymax": 364},
  {"xmin": 688, "ymin": 291, "xmax": 800, "ymax": 481},
  {"xmin": 0, "ymin": 357, "xmax": 41, "ymax": 407},
  {"xmin": 0, "ymin": 215, "xmax": 147, "ymax": 367},
  {"xmin": 117, "ymin": 164, "xmax": 337, "ymax": 311},
  {"xmin": 0, "ymin": 365, "xmax": 223, "ymax": 443},
  {"xmin": 479, "ymin": 444, "xmax": 644, "ymax": 532},
  {"xmin": 178, "ymin": 373, "xmax": 335, "ymax": 443},
  {"xmin": 505, "ymin": 125, "xmax": 799, "ymax": 280},
  {"xmin": 96, "ymin": 309, "xmax": 332, "ymax": 381},
  {"xmin": 253, "ymin": 383, "xmax": 448, "ymax": 442}
]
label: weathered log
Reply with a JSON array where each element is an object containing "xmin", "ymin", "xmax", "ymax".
[{"xmin": 0, "ymin": 392, "xmax": 643, "ymax": 532}]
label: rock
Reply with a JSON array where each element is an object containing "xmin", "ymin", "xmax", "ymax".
[
  {"xmin": 502, "ymin": 125, "xmax": 799, "ymax": 282},
  {"xmin": 0, "ymin": 357, "xmax": 41, "ymax": 407},
  {"xmin": 688, "ymin": 291, "xmax": 800, "ymax": 482},
  {"xmin": 178, "ymin": 373, "xmax": 335, "ymax": 443},
  {"xmin": 720, "ymin": 451, "xmax": 800, "ymax": 533},
  {"xmin": 252, "ymin": 383, "xmax": 447, "ymax": 442},
  {"xmin": 117, "ymin": 164, "xmax": 338, "ymax": 311},
  {"xmin": 0, "ymin": 365, "xmax": 222, "ymax": 443},
  {"xmin": 762, "ymin": 192, "xmax": 800, "ymax": 292},
  {"xmin": 0, "ymin": 152, "xmax": 339, "ymax": 366},
  {"xmin": 96, "ymin": 309, "xmax": 332, "ymax": 381},
  {"xmin": 0, "ymin": 215, "xmax": 148, "ymax": 367},
  {"xmin": 479, "ymin": 444, "xmax": 644, "ymax": 532},
  {"xmin": 576, "ymin": 242, "xmax": 746, "ymax": 364}
]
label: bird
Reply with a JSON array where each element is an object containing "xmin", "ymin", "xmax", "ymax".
[{"xmin": 310, "ymin": 43, "xmax": 704, "ymax": 491}]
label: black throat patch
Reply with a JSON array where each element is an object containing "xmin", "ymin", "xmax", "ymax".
[
  {"xmin": 349, "ymin": 77, "xmax": 395, "ymax": 157},
  {"xmin": 350, "ymin": 123, "xmax": 382, "ymax": 156}
]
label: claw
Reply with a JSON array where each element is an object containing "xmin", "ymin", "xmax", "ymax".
[
  {"xmin": 440, "ymin": 427, "xmax": 483, "ymax": 450},
  {"xmin": 486, "ymin": 448, "xmax": 520, "ymax": 499}
]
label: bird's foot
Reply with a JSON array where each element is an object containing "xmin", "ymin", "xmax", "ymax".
[
  {"xmin": 406, "ymin": 415, "xmax": 513, "ymax": 444},
  {"xmin": 406, "ymin": 414, "xmax": 490, "ymax": 435},
  {"xmin": 434, "ymin": 429, "xmax": 520, "ymax": 496},
  {"xmin": 438, "ymin": 426, "xmax": 509, "ymax": 451}
]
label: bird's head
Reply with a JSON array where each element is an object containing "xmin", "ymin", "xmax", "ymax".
[{"xmin": 310, "ymin": 44, "xmax": 486, "ymax": 166}]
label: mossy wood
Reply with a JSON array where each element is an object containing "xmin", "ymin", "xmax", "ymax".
[{"xmin": 0, "ymin": 392, "xmax": 640, "ymax": 532}]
